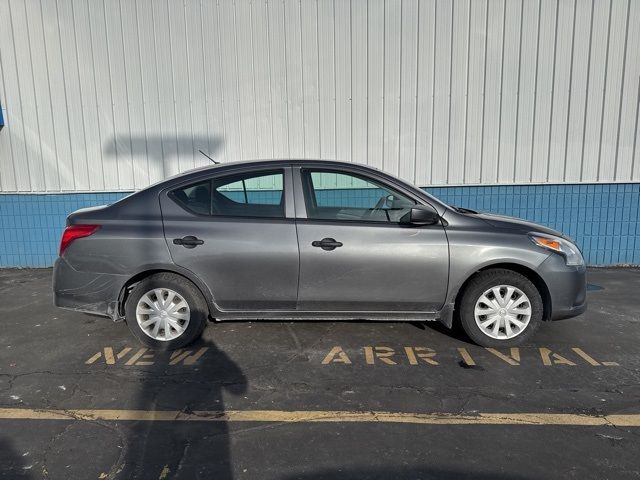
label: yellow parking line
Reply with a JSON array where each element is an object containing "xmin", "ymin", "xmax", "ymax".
[{"xmin": 0, "ymin": 408, "xmax": 639, "ymax": 426}]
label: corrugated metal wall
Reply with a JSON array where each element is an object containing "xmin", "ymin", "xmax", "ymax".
[{"xmin": 0, "ymin": 0, "xmax": 639, "ymax": 193}]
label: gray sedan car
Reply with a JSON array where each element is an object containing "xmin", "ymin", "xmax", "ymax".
[{"xmin": 53, "ymin": 160, "xmax": 586, "ymax": 349}]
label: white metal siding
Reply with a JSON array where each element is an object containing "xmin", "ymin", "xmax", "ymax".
[{"xmin": 0, "ymin": 0, "xmax": 638, "ymax": 192}]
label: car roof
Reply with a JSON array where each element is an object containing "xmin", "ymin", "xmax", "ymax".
[
  {"xmin": 179, "ymin": 158, "xmax": 378, "ymax": 175},
  {"xmin": 157, "ymin": 158, "xmax": 385, "ymax": 187},
  {"xmin": 141, "ymin": 159, "xmax": 383, "ymax": 194}
]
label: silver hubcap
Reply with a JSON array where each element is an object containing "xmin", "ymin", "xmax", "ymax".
[
  {"xmin": 474, "ymin": 285, "xmax": 532, "ymax": 340},
  {"xmin": 136, "ymin": 288, "xmax": 190, "ymax": 341}
]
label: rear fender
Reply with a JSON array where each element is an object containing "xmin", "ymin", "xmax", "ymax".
[{"xmin": 116, "ymin": 263, "xmax": 220, "ymax": 320}]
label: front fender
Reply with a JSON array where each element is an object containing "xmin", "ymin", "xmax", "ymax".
[{"xmin": 442, "ymin": 229, "xmax": 551, "ymax": 325}]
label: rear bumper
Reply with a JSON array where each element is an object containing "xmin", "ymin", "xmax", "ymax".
[
  {"xmin": 537, "ymin": 254, "xmax": 587, "ymax": 320},
  {"xmin": 52, "ymin": 257, "xmax": 127, "ymax": 320}
]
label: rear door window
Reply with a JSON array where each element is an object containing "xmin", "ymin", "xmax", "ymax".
[
  {"xmin": 171, "ymin": 170, "xmax": 285, "ymax": 219},
  {"xmin": 213, "ymin": 171, "xmax": 284, "ymax": 218}
]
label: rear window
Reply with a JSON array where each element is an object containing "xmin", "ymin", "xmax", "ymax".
[{"xmin": 170, "ymin": 170, "xmax": 285, "ymax": 218}]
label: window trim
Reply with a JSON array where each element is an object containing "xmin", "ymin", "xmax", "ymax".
[
  {"xmin": 299, "ymin": 168, "xmax": 417, "ymax": 225},
  {"xmin": 169, "ymin": 168, "xmax": 288, "ymax": 220}
]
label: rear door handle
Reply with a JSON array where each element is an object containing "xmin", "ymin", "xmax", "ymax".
[
  {"xmin": 173, "ymin": 235, "xmax": 204, "ymax": 248},
  {"xmin": 312, "ymin": 238, "xmax": 343, "ymax": 251}
]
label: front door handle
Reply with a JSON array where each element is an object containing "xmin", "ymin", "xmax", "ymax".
[
  {"xmin": 312, "ymin": 238, "xmax": 343, "ymax": 251},
  {"xmin": 173, "ymin": 235, "xmax": 204, "ymax": 248}
]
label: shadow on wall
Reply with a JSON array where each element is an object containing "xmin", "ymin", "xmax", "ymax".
[{"xmin": 103, "ymin": 135, "xmax": 225, "ymax": 176}]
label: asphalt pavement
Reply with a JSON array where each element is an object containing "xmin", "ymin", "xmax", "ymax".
[{"xmin": 0, "ymin": 267, "xmax": 639, "ymax": 479}]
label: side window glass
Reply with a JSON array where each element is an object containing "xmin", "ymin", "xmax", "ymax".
[
  {"xmin": 170, "ymin": 180, "xmax": 211, "ymax": 215},
  {"xmin": 212, "ymin": 171, "xmax": 284, "ymax": 218},
  {"xmin": 170, "ymin": 171, "xmax": 285, "ymax": 218},
  {"xmin": 303, "ymin": 170, "xmax": 415, "ymax": 222}
]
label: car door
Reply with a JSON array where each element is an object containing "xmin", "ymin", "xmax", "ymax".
[
  {"xmin": 294, "ymin": 166, "xmax": 449, "ymax": 312},
  {"xmin": 160, "ymin": 166, "xmax": 299, "ymax": 311}
]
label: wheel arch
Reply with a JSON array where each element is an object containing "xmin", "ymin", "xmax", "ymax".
[
  {"xmin": 453, "ymin": 262, "xmax": 552, "ymax": 323},
  {"xmin": 116, "ymin": 265, "xmax": 218, "ymax": 320}
]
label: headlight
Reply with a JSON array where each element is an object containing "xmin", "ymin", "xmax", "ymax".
[{"xmin": 529, "ymin": 233, "xmax": 584, "ymax": 266}]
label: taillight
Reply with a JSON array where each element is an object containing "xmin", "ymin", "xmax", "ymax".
[{"xmin": 59, "ymin": 224, "xmax": 101, "ymax": 256}]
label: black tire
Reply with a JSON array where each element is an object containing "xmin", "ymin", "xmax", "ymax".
[
  {"xmin": 124, "ymin": 272, "xmax": 208, "ymax": 350},
  {"xmin": 458, "ymin": 269, "xmax": 543, "ymax": 347}
]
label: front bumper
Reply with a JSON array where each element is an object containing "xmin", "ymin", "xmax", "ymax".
[
  {"xmin": 53, "ymin": 257, "xmax": 128, "ymax": 320},
  {"xmin": 537, "ymin": 253, "xmax": 587, "ymax": 320}
]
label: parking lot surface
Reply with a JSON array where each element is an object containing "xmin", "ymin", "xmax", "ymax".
[{"xmin": 1, "ymin": 268, "xmax": 639, "ymax": 479}]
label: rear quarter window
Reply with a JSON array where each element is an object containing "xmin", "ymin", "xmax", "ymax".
[{"xmin": 170, "ymin": 180, "xmax": 211, "ymax": 215}]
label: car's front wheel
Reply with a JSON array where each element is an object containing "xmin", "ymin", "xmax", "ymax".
[
  {"xmin": 125, "ymin": 272, "xmax": 208, "ymax": 350},
  {"xmin": 458, "ymin": 269, "xmax": 543, "ymax": 347}
]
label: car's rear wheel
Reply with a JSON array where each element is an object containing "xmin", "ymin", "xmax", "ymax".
[
  {"xmin": 458, "ymin": 269, "xmax": 543, "ymax": 347},
  {"xmin": 125, "ymin": 272, "xmax": 208, "ymax": 350}
]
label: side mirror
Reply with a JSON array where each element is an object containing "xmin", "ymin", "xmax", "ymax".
[{"xmin": 401, "ymin": 205, "xmax": 439, "ymax": 226}]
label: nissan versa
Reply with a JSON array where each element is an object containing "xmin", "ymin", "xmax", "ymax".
[{"xmin": 53, "ymin": 160, "xmax": 587, "ymax": 350}]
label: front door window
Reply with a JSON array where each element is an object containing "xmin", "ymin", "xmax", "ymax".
[{"xmin": 301, "ymin": 170, "xmax": 416, "ymax": 223}]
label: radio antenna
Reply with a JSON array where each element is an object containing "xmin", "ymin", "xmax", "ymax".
[{"xmin": 199, "ymin": 149, "xmax": 220, "ymax": 164}]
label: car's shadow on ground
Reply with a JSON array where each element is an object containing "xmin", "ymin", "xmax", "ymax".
[{"xmin": 415, "ymin": 318, "xmax": 475, "ymax": 345}]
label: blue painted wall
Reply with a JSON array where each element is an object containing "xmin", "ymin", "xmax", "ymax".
[
  {"xmin": 0, "ymin": 183, "xmax": 638, "ymax": 267},
  {"xmin": 427, "ymin": 184, "xmax": 640, "ymax": 266},
  {"xmin": 0, "ymin": 193, "xmax": 126, "ymax": 267}
]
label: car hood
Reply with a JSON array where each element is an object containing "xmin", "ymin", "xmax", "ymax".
[{"xmin": 473, "ymin": 212, "xmax": 569, "ymax": 239}]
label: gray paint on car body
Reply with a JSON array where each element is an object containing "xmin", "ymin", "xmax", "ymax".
[{"xmin": 53, "ymin": 160, "xmax": 586, "ymax": 329}]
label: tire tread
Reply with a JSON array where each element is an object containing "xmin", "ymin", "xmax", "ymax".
[{"xmin": 458, "ymin": 268, "xmax": 543, "ymax": 347}]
